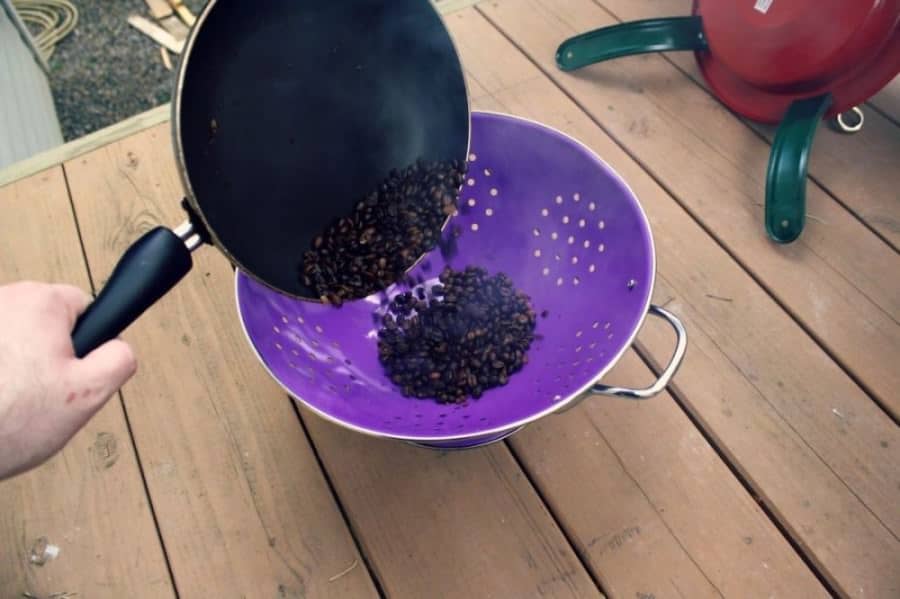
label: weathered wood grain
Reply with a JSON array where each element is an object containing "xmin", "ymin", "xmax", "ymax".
[
  {"xmin": 470, "ymin": 3, "xmax": 900, "ymax": 595},
  {"xmin": 303, "ymin": 412, "xmax": 604, "ymax": 599},
  {"xmin": 0, "ymin": 168, "xmax": 175, "ymax": 598},
  {"xmin": 62, "ymin": 127, "xmax": 378, "ymax": 598}
]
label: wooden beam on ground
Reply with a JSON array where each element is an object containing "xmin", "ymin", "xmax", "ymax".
[
  {"xmin": 159, "ymin": 14, "xmax": 189, "ymax": 42},
  {"xmin": 127, "ymin": 15, "xmax": 184, "ymax": 54},
  {"xmin": 144, "ymin": 0, "xmax": 173, "ymax": 19}
]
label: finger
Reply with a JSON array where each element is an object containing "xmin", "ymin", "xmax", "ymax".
[
  {"xmin": 50, "ymin": 284, "xmax": 92, "ymax": 328},
  {"xmin": 66, "ymin": 339, "xmax": 137, "ymax": 412}
]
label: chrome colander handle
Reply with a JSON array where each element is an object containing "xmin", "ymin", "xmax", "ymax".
[{"xmin": 592, "ymin": 305, "xmax": 687, "ymax": 400}]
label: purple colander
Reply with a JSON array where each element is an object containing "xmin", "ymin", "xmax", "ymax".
[{"xmin": 234, "ymin": 111, "xmax": 687, "ymax": 450}]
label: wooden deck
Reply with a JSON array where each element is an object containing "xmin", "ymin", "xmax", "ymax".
[{"xmin": 1, "ymin": 1, "xmax": 898, "ymax": 597}]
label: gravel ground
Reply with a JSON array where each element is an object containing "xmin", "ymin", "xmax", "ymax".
[{"xmin": 45, "ymin": 0, "xmax": 206, "ymax": 140}]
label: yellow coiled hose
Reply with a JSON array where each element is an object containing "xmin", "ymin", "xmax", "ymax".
[{"xmin": 12, "ymin": 0, "xmax": 78, "ymax": 62}]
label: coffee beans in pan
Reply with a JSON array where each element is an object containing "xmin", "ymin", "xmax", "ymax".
[
  {"xmin": 301, "ymin": 159, "xmax": 467, "ymax": 305},
  {"xmin": 377, "ymin": 266, "xmax": 537, "ymax": 404}
]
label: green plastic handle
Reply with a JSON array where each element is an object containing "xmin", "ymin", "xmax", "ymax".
[
  {"xmin": 556, "ymin": 16, "xmax": 707, "ymax": 71},
  {"xmin": 765, "ymin": 93, "xmax": 832, "ymax": 243}
]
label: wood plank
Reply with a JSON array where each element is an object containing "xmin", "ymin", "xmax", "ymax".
[
  {"xmin": 591, "ymin": 0, "xmax": 900, "ymax": 248},
  {"xmin": 127, "ymin": 15, "xmax": 185, "ymax": 54},
  {"xmin": 0, "ymin": 103, "xmax": 171, "ymax": 188},
  {"xmin": 302, "ymin": 413, "xmax": 604, "ymax": 598},
  {"xmin": 144, "ymin": 0, "xmax": 173, "ymax": 20},
  {"xmin": 169, "ymin": 0, "xmax": 197, "ymax": 27},
  {"xmin": 62, "ymin": 126, "xmax": 378, "ymax": 598},
  {"xmin": 0, "ymin": 168, "xmax": 175, "ymax": 598},
  {"xmin": 159, "ymin": 15, "xmax": 189, "ymax": 43},
  {"xmin": 480, "ymin": 0, "xmax": 900, "ymax": 421},
  {"xmin": 870, "ymin": 76, "xmax": 900, "ymax": 124},
  {"xmin": 449, "ymin": 9, "xmax": 829, "ymax": 597},
  {"xmin": 516, "ymin": 352, "xmax": 830, "ymax": 599},
  {"xmin": 466, "ymin": 4, "xmax": 900, "ymax": 596}
]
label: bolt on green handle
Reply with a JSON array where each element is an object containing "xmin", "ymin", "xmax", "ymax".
[
  {"xmin": 556, "ymin": 16, "xmax": 707, "ymax": 72},
  {"xmin": 765, "ymin": 93, "xmax": 832, "ymax": 244}
]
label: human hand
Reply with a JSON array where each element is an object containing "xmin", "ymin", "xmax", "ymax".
[{"xmin": 0, "ymin": 282, "xmax": 137, "ymax": 481}]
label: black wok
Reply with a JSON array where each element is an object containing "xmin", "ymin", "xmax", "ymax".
[{"xmin": 71, "ymin": 0, "xmax": 470, "ymax": 357}]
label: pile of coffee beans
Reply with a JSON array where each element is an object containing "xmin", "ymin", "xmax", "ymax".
[
  {"xmin": 377, "ymin": 266, "xmax": 537, "ymax": 403},
  {"xmin": 301, "ymin": 159, "xmax": 467, "ymax": 305}
]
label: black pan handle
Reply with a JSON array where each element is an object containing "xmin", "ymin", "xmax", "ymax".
[{"xmin": 72, "ymin": 226, "xmax": 195, "ymax": 358}]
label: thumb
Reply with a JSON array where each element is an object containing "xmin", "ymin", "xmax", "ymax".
[{"xmin": 67, "ymin": 339, "xmax": 137, "ymax": 411}]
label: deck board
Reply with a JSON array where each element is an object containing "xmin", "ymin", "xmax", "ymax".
[
  {"xmin": 450, "ymin": 9, "xmax": 828, "ymax": 597},
  {"xmin": 61, "ymin": 128, "xmax": 379, "ymax": 598},
  {"xmin": 303, "ymin": 414, "xmax": 604, "ymax": 598},
  {"xmin": 592, "ymin": 0, "xmax": 900, "ymax": 249},
  {"xmin": 479, "ymin": 0, "xmax": 900, "ymax": 421},
  {"xmin": 870, "ymin": 76, "xmax": 900, "ymax": 125},
  {"xmin": 0, "ymin": 168, "xmax": 175, "ymax": 598},
  {"xmin": 471, "ymin": 3, "xmax": 900, "ymax": 595}
]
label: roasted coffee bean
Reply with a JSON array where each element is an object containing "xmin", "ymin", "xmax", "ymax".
[
  {"xmin": 300, "ymin": 159, "xmax": 466, "ymax": 304},
  {"xmin": 376, "ymin": 267, "xmax": 536, "ymax": 404}
]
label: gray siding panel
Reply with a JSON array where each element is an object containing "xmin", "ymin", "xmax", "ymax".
[{"xmin": 0, "ymin": 4, "xmax": 63, "ymax": 170}]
